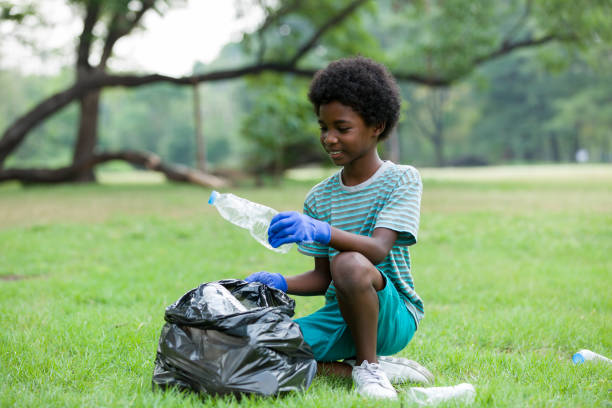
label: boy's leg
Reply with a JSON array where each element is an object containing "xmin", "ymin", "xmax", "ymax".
[
  {"xmin": 316, "ymin": 362, "xmax": 352, "ymax": 378},
  {"xmin": 295, "ymin": 251, "xmax": 415, "ymax": 363},
  {"xmin": 328, "ymin": 253, "xmax": 400, "ymax": 401},
  {"xmin": 295, "ymin": 252, "xmax": 416, "ymax": 397},
  {"xmin": 330, "ymin": 251, "xmax": 385, "ymax": 364}
]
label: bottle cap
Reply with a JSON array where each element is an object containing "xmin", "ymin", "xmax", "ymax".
[
  {"xmin": 572, "ymin": 353, "xmax": 585, "ymax": 364},
  {"xmin": 208, "ymin": 190, "xmax": 219, "ymax": 205}
]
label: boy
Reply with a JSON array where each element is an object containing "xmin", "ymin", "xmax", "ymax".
[{"xmin": 245, "ymin": 56, "xmax": 431, "ymax": 399}]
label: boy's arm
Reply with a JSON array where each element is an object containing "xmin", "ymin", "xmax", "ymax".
[
  {"xmin": 268, "ymin": 212, "xmax": 398, "ymax": 265},
  {"xmin": 285, "ymin": 228, "xmax": 396, "ymax": 295},
  {"xmin": 329, "ymin": 226, "xmax": 397, "ymax": 265},
  {"xmin": 245, "ymin": 227, "xmax": 392, "ymax": 294},
  {"xmin": 286, "ymin": 257, "xmax": 331, "ymax": 296}
]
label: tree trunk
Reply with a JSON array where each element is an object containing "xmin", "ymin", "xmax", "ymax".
[
  {"xmin": 72, "ymin": 90, "xmax": 101, "ymax": 182},
  {"xmin": 522, "ymin": 133, "xmax": 534, "ymax": 161},
  {"xmin": 384, "ymin": 128, "xmax": 401, "ymax": 163},
  {"xmin": 192, "ymin": 83, "xmax": 206, "ymax": 172},
  {"xmin": 431, "ymin": 111, "xmax": 445, "ymax": 166},
  {"xmin": 430, "ymin": 89, "xmax": 446, "ymax": 167},
  {"xmin": 602, "ymin": 135, "xmax": 610, "ymax": 163},
  {"xmin": 571, "ymin": 122, "xmax": 582, "ymax": 162},
  {"xmin": 432, "ymin": 134, "xmax": 444, "ymax": 167},
  {"xmin": 273, "ymin": 141, "xmax": 284, "ymax": 184},
  {"xmin": 549, "ymin": 132, "xmax": 561, "ymax": 162}
]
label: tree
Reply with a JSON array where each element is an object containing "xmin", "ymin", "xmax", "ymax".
[
  {"xmin": 0, "ymin": 0, "xmax": 371, "ymax": 184},
  {"xmin": 462, "ymin": 50, "xmax": 612, "ymax": 164},
  {"xmin": 236, "ymin": 0, "xmax": 612, "ymax": 171},
  {"xmin": 1, "ymin": 0, "xmax": 610, "ymax": 183},
  {"xmin": 191, "ymin": 83, "xmax": 205, "ymax": 172},
  {"xmin": 373, "ymin": 0, "xmax": 612, "ymax": 165},
  {"xmin": 405, "ymin": 87, "xmax": 450, "ymax": 166},
  {"xmin": 240, "ymin": 74, "xmax": 322, "ymax": 183},
  {"xmin": 545, "ymin": 71, "xmax": 612, "ymax": 162}
]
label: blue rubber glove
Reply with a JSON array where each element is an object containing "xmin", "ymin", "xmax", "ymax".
[
  {"xmin": 244, "ymin": 271, "xmax": 288, "ymax": 292},
  {"xmin": 268, "ymin": 211, "xmax": 331, "ymax": 248}
]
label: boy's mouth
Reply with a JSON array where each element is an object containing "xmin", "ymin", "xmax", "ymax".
[{"xmin": 329, "ymin": 151, "xmax": 343, "ymax": 159}]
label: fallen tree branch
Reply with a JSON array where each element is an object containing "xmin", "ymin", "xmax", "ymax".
[{"xmin": 0, "ymin": 150, "xmax": 228, "ymax": 188}]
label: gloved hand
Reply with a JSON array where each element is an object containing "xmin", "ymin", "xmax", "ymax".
[
  {"xmin": 268, "ymin": 211, "xmax": 331, "ymax": 248},
  {"xmin": 244, "ymin": 271, "xmax": 288, "ymax": 292}
]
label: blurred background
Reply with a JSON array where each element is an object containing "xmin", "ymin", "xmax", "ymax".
[{"xmin": 0, "ymin": 0, "xmax": 611, "ymax": 186}]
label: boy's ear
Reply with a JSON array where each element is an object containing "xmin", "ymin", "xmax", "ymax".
[{"xmin": 374, "ymin": 122, "xmax": 386, "ymax": 138}]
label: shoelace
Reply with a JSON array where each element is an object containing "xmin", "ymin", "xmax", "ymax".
[{"xmin": 355, "ymin": 363, "xmax": 391, "ymax": 388}]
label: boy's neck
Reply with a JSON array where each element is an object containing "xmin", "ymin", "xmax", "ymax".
[{"xmin": 341, "ymin": 154, "xmax": 384, "ymax": 187}]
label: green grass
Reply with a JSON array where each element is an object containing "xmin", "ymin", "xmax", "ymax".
[{"xmin": 1, "ymin": 165, "xmax": 611, "ymax": 407}]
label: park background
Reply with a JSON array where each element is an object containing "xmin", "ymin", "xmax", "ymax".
[{"xmin": 0, "ymin": 0, "xmax": 610, "ymax": 407}]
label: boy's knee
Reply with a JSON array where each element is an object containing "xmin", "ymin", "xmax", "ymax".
[{"xmin": 331, "ymin": 251, "xmax": 374, "ymax": 291}]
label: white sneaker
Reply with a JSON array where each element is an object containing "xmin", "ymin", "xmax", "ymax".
[
  {"xmin": 345, "ymin": 355, "xmax": 434, "ymax": 384},
  {"xmin": 352, "ymin": 360, "xmax": 398, "ymax": 399}
]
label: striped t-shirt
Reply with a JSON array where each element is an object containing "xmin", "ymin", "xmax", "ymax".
[{"xmin": 298, "ymin": 161, "xmax": 424, "ymax": 325}]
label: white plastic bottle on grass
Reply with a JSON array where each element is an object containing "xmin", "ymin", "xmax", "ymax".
[
  {"xmin": 407, "ymin": 383, "xmax": 476, "ymax": 406},
  {"xmin": 572, "ymin": 349, "xmax": 612, "ymax": 364},
  {"xmin": 208, "ymin": 190, "xmax": 292, "ymax": 254}
]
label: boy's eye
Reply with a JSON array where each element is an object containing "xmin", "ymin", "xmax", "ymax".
[{"xmin": 338, "ymin": 128, "xmax": 350, "ymax": 133}]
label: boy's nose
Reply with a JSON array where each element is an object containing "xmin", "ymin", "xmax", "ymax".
[{"xmin": 321, "ymin": 131, "xmax": 339, "ymax": 144}]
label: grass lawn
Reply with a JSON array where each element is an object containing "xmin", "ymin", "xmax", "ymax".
[{"xmin": 1, "ymin": 164, "xmax": 610, "ymax": 407}]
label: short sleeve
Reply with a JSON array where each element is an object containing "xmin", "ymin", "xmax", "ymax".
[
  {"xmin": 298, "ymin": 191, "xmax": 330, "ymax": 257},
  {"xmin": 375, "ymin": 167, "xmax": 422, "ymax": 246}
]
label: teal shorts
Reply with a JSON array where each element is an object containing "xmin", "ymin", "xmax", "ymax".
[{"xmin": 295, "ymin": 270, "xmax": 417, "ymax": 362}]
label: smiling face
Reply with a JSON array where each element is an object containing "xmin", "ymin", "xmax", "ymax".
[{"xmin": 318, "ymin": 101, "xmax": 384, "ymax": 182}]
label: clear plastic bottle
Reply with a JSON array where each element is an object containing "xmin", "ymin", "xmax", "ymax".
[
  {"xmin": 208, "ymin": 190, "xmax": 292, "ymax": 254},
  {"xmin": 407, "ymin": 383, "xmax": 476, "ymax": 406},
  {"xmin": 200, "ymin": 283, "xmax": 247, "ymax": 315},
  {"xmin": 572, "ymin": 349, "xmax": 612, "ymax": 364}
]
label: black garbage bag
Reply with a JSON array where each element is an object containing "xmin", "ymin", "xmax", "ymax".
[{"xmin": 152, "ymin": 279, "xmax": 317, "ymax": 396}]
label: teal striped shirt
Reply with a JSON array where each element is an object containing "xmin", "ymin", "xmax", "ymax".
[{"xmin": 298, "ymin": 161, "xmax": 424, "ymax": 325}]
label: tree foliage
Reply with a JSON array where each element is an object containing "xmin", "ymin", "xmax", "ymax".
[
  {"xmin": 0, "ymin": 1, "xmax": 36, "ymax": 22},
  {"xmin": 0, "ymin": 0, "xmax": 611, "ymax": 185},
  {"xmin": 240, "ymin": 74, "xmax": 322, "ymax": 179}
]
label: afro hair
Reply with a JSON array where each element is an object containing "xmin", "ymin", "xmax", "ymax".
[{"xmin": 308, "ymin": 56, "xmax": 401, "ymax": 141}]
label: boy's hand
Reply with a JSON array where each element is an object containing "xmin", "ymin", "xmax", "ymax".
[
  {"xmin": 244, "ymin": 271, "xmax": 288, "ymax": 292},
  {"xmin": 268, "ymin": 211, "xmax": 331, "ymax": 247}
]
